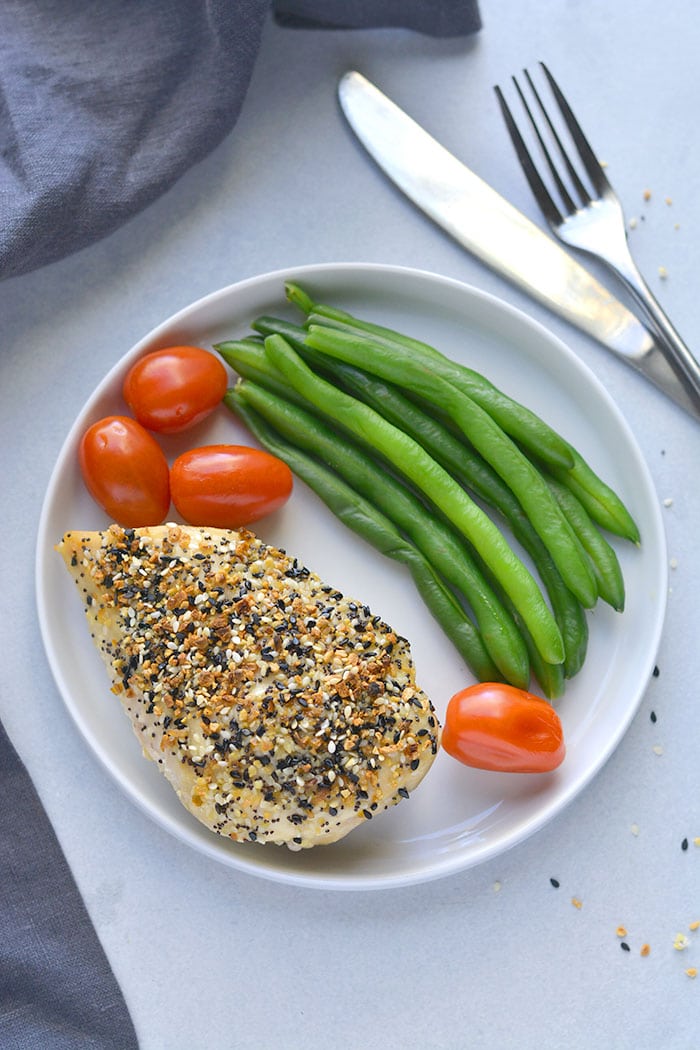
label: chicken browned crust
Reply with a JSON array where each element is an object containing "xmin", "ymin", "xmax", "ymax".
[{"xmin": 58, "ymin": 523, "xmax": 439, "ymax": 849}]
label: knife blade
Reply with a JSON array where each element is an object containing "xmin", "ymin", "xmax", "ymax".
[{"xmin": 338, "ymin": 70, "xmax": 699, "ymax": 421}]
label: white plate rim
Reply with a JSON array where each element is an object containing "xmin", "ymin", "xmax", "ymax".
[{"xmin": 35, "ymin": 261, "xmax": 668, "ymax": 891}]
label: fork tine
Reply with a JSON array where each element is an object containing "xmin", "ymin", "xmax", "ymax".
[
  {"xmin": 493, "ymin": 84, "xmax": 563, "ymax": 228},
  {"xmin": 513, "ymin": 73, "xmax": 581, "ymax": 213},
  {"xmin": 521, "ymin": 70, "xmax": 589, "ymax": 208},
  {"xmin": 539, "ymin": 62, "xmax": 611, "ymax": 197}
]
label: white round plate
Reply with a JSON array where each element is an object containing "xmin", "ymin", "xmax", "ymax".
[{"xmin": 36, "ymin": 263, "xmax": 667, "ymax": 891}]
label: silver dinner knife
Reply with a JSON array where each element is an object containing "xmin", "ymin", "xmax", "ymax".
[{"xmin": 338, "ymin": 70, "xmax": 700, "ymax": 422}]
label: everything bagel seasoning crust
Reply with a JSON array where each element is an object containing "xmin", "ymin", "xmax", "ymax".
[{"xmin": 58, "ymin": 524, "xmax": 439, "ymax": 849}]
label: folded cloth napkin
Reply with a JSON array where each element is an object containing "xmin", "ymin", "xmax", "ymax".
[
  {"xmin": 0, "ymin": 720, "xmax": 139, "ymax": 1049},
  {"xmin": 0, "ymin": 0, "xmax": 480, "ymax": 282}
]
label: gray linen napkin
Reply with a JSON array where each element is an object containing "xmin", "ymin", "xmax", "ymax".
[
  {"xmin": 0, "ymin": 721, "xmax": 139, "ymax": 1049},
  {"xmin": 3, "ymin": 2, "xmax": 480, "ymax": 1046},
  {"xmin": 0, "ymin": 0, "xmax": 480, "ymax": 282}
]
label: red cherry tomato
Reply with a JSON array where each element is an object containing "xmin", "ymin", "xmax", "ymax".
[
  {"xmin": 79, "ymin": 416, "xmax": 171, "ymax": 526},
  {"xmin": 442, "ymin": 683, "xmax": 566, "ymax": 773},
  {"xmin": 170, "ymin": 444, "xmax": 293, "ymax": 529},
  {"xmin": 122, "ymin": 345, "xmax": 228, "ymax": 434}
]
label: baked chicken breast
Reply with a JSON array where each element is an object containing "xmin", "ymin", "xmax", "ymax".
[{"xmin": 58, "ymin": 523, "xmax": 439, "ymax": 849}]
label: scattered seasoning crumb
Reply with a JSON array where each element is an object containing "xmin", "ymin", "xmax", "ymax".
[
  {"xmin": 665, "ymin": 196, "xmax": 673, "ymax": 205},
  {"xmin": 616, "ymin": 926, "xmax": 628, "ymax": 938},
  {"xmin": 571, "ymin": 897, "xmax": 583, "ymax": 910},
  {"xmin": 685, "ymin": 968, "xmax": 698, "ymax": 979},
  {"xmin": 652, "ymin": 745, "xmax": 664, "ymax": 756},
  {"xmin": 643, "ymin": 189, "xmax": 652, "ymax": 201},
  {"xmin": 640, "ymin": 943, "xmax": 651, "ymax": 957},
  {"xmin": 653, "ymin": 665, "xmax": 660, "ymax": 678},
  {"xmin": 550, "ymin": 877, "xmax": 560, "ymax": 888},
  {"xmin": 658, "ymin": 265, "xmax": 668, "ymax": 279},
  {"xmin": 493, "ymin": 880, "xmax": 502, "ymax": 893},
  {"xmin": 674, "ymin": 222, "xmax": 680, "ymax": 230},
  {"xmin": 694, "ymin": 839, "xmax": 700, "ymax": 849},
  {"xmin": 629, "ymin": 217, "xmax": 638, "ymax": 229},
  {"xmin": 631, "ymin": 823, "xmax": 640, "ymax": 836},
  {"xmin": 663, "ymin": 497, "xmax": 674, "ymax": 507},
  {"xmin": 673, "ymin": 933, "xmax": 690, "ymax": 951},
  {"xmin": 682, "ymin": 838, "xmax": 689, "ymax": 851},
  {"xmin": 620, "ymin": 942, "xmax": 631, "ymax": 952},
  {"xmin": 670, "ymin": 557, "xmax": 678, "ymax": 570},
  {"xmin": 689, "ymin": 921, "xmax": 700, "ymax": 931},
  {"xmin": 650, "ymin": 711, "xmax": 657, "ymax": 723}
]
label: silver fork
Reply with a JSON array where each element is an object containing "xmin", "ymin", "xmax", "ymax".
[{"xmin": 495, "ymin": 62, "xmax": 700, "ymax": 412}]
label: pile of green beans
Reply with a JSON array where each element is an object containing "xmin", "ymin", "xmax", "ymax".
[{"xmin": 215, "ymin": 283, "xmax": 639, "ymax": 699}]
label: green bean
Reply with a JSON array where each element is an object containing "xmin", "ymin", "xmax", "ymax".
[
  {"xmin": 353, "ymin": 378, "xmax": 587, "ymax": 677},
  {"xmin": 510, "ymin": 609, "xmax": 566, "ymax": 700},
  {"xmin": 217, "ymin": 338, "xmax": 308, "ymax": 406},
  {"xmin": 285, "ymin": 284, "xmax": 574, "ymax": 465},
  {"xmin": 547, "ymin": 477, "xmax": 626, "ymax": 611},
  {"xmin": 226, "ymin": 388, "xmax": 501, "ymax": 682},
  {"xmin": 284, "ymin": 284, "xmax": 640, "ymax": 543},
  {"xmin": 285, "ymin": 283, "xmax": 576, "ymax": 471},
  {"xmin": 546, "ymin": 450, "xmax": 640, "ymax": 544},
  {"xmin": 251, "ymin": 316, "xmax": 332, "ymax": 369},
  {"xmin": 286, "ymin": 280, "xmax": 443, "ymax": 357},
  {"xmin": 285, "ymin": 281, "xmax": 316, "ymax": 315},
  {"xmin": 331, "ymin": 371, "xmax": 591, "ymax": 679},
  {"xmin": 305, "ymin": 311, "xmax": 574, "ymax": 471},
  {"xmin": 234, "ymin": 378, "xmax": 531, "ymax": 689},
  {"xmin": 262, "ymin": 333, "xmax": 565, "ymax": 666},
  {"xmin": 303, "ymin": 324, "xmax": 598, "ymax": 610}
]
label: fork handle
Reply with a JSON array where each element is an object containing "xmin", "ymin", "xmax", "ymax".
[{"xmin": 613, "ymin": 258, "xmax": 700, "ymax": 412}]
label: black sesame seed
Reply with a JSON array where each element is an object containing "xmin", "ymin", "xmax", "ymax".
[
  {"xmin": 550, "ymin": 877, "xmax": 560, "ymax": 888},
  {"xmin": 650, "ymin": 710, "xmax": 657, "ymax": 723},
  {"xmin": 682, "ymin": 837, "xmax": 689, "ymax": 851},
  {"xmin": 653, "ymin": 665, "xmax": 660, "ymax": 678},
  {"xmin": 620, "ymin": 942, "xmax": 631, "ymax": 952}
]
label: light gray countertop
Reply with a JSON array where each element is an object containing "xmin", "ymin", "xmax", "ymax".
[{"xmin": 3, "ymin": 2, "xmax": 699, "ymax": 1047}]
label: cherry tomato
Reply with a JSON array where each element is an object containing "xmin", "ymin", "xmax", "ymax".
[
  {"xmin": 122, "ymin": 346, "xmax": 228, "ymax": 434},
  {"xmin": 79, "ymin": 415, "xmax": 171, "ymax": 526},
  {"xmin": 170, "ymin": 444, "xmax": 293, "ymax": 529},
  {"xmin": 442, "ymin": 683, "xmax": 566, "ymax": 773}
]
